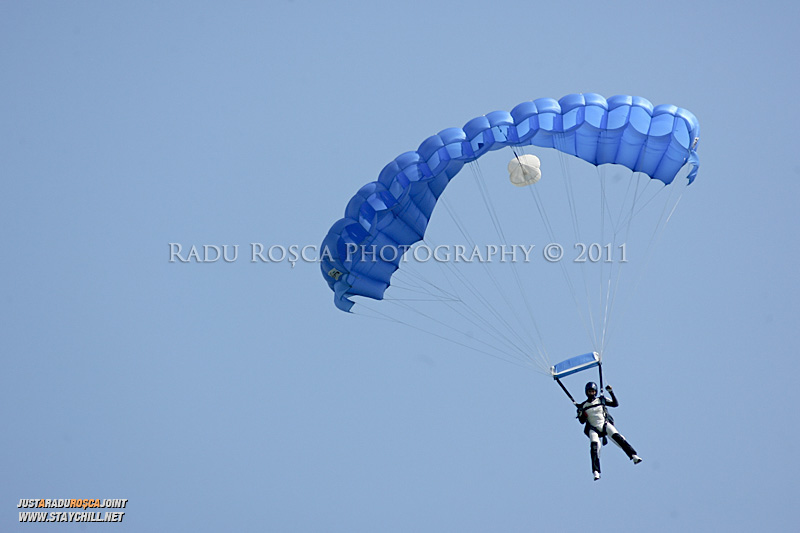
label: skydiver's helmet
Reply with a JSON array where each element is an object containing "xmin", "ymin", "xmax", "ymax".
[{"xmin": 585, "ymin": 382, "xmax": 598, "ymax": 396}]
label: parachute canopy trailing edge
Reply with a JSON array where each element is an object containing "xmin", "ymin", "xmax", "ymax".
[{"xmin": 320, "ymin": 93, "xmax": 700, "ymax": 312}]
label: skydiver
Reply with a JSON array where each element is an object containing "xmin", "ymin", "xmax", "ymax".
[{"xmin": 576, "ymin": 382, "xmax": 642, "ymax": 481}]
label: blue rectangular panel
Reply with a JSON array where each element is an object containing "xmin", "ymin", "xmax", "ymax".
[{"xmin": 551, "ymin": 352, "xmax": 600, "ymax": 379}]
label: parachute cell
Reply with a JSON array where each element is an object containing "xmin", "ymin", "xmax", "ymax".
[{"xmin": 320, "ymin": 93, "xmax": 700, "ymax": 313}]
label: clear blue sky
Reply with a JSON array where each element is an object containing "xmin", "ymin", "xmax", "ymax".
[{"xmin": 2, "ymin": 1, "xmax": 798, "ymax": 531}]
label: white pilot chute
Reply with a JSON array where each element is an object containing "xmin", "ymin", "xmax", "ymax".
[{"xmin": 508, "ymin": 154, "xmax": 541, "ymax": 186}]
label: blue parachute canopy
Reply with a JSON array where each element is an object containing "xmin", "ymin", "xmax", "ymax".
[
  {"xmin": 551, "ymin": 352, "xmax": 601, "ymax": 379},
  {"xmin": 321, "ymin": 93, "xmax": 700, "ymax": 312}
]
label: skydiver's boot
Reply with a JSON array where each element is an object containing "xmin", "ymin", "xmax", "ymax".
[
  {"xmin": 591, "ymin": 442, "xmax": 601, "ymax": 480},
  {"xmin": 611, "ymin": 433, "xmax": 641, "ymax": 463}
]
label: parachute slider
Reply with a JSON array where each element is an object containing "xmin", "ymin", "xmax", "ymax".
[
  {"xmin": 551, "ymin": 351, "xmax": 601, "ymax": 380},
  {"xmin": 508, "ymin": 154, "xmax": 541, "ymax": 186}
]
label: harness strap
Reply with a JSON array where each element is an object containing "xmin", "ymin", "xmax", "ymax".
[{"xmin": 585, "ymin": 422, "xmax": 610, "ymax": 445}]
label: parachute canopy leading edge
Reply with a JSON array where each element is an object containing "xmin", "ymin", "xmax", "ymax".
[{"xmin": 320, "ymin": 93, "xmax": 701, "ymax": 312}]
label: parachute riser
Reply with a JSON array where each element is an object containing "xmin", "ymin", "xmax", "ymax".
[
  {"xmin": 598, "ymin": 361, "xmax": 606, "ymax": 404},
  {"xmin": 553, "ymin": 363, "xmax": 604, "ymax": 407},
  {"xmin": 554, "ymin": 377, "xmax": 576, "ymax": 404},
  {"xmin": 550, "ymin": 351, "xmax": 605, "ymax": 407}
]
